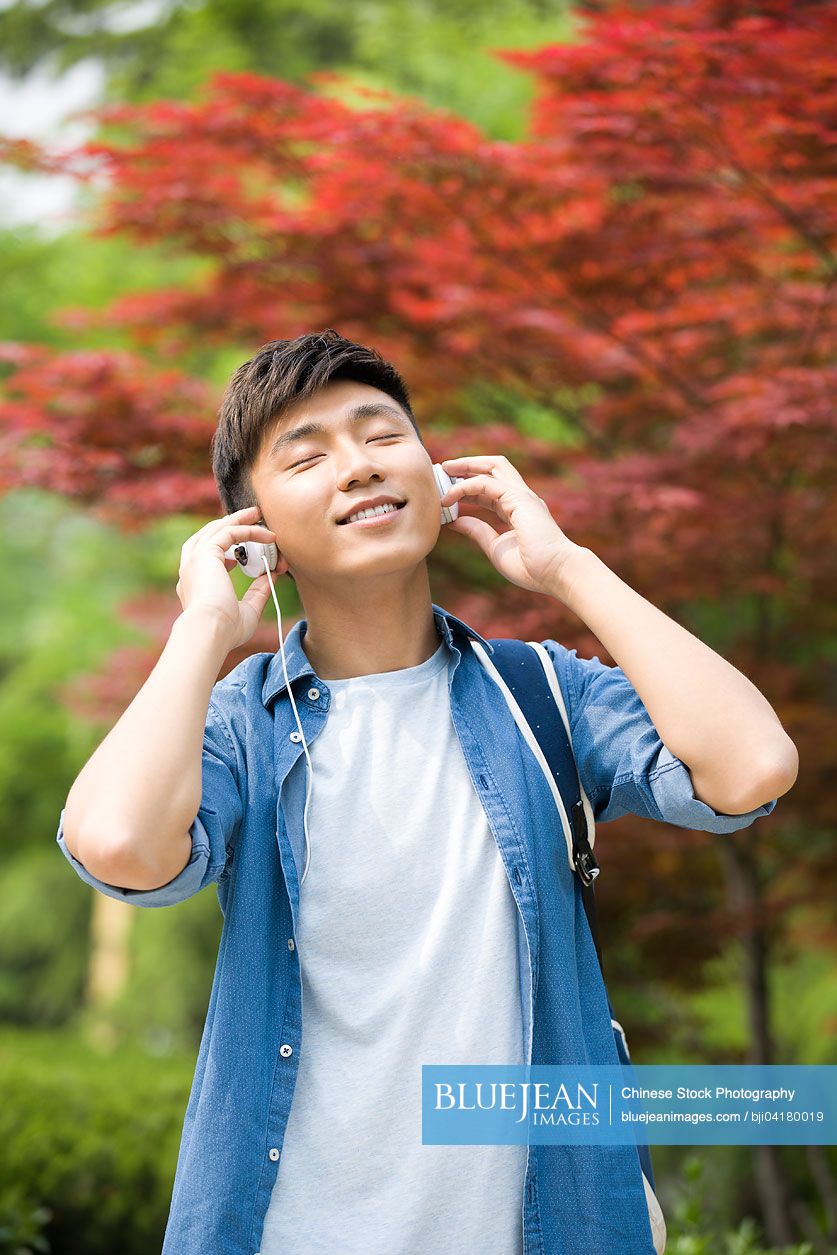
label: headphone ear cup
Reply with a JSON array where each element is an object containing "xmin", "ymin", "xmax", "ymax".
[
  {"xmin": 433, "ymin": 463, "xmax": 460, "ymax": 524},
  {"xmin": 224, "ymin": 541, "xmax": 279, "ymax": 579}
]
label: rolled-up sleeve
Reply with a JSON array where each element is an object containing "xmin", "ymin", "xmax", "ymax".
[
  {"xmin": 540, "ymin": 640, "xmax": 778, "ymax": 832},
  {"xmin": 55, "ymin": 700, "xmax": 244, "ymax": 908}
]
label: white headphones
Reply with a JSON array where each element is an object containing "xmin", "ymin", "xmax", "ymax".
[{"xmin": 223, "ymin": 463, "xmax": 462, "ymax": 886}]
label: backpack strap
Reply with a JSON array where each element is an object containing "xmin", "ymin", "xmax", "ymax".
[
  {"xmin": 470, "ymin": 637, "xmax": 603, "ymax": 976},
  {"xmin": 470, "ymin": 636, "xmax": 659, "ymax": 1199}
]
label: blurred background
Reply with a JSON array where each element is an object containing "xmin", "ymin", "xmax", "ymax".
[{"xmin": 0, "ymin": 1, "xmax": 834, "ymax": 1252}]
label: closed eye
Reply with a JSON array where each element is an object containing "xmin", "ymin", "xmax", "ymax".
[{"xmin": 289, "ymin": 435, "xmax": 402, "ymax": 469}]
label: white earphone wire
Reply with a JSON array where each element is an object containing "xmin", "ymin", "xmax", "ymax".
[{"xmin": 262, "ymin": 552, "xmax": 313, "ymax": 887}]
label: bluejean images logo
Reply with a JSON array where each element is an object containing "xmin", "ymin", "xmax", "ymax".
[
  {"xmin": 422, "ymin": 1065, "xmax": 837, "ymax": 1146},
  {"xmin": 434, "ymin": 1079, "xmax": 601, "ymax": 1127}
]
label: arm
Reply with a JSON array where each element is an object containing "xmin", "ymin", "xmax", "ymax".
[
  {"xmin": 62, "ymin": 607, "xmax": 235, "ymax": 890},
  {"xmin": 436, "ymin": 452, "xmax": 797, "ymax": 816},
  {"xmin": 549, "ymin": 547, "xmax": 798, "ymax": 814}
]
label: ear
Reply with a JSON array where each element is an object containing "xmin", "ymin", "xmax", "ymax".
[
  {"xmin": 274, "ymin": 549, "xmax": 293, "ymax": 579},
  {"xmin": 252, "ymin": 502, "xmax": 293, "ymax": 580}
]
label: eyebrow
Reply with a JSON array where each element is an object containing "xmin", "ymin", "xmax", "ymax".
[{"xmin": 266, "ymin": 403, "xmax": 412, "ymax": 461}]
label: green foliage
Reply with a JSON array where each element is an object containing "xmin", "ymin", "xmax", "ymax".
[
  {"xmin": 0, "ymin": 489, "xmax": 160, "ymax": 864},
  {"xmin": 663, "ymin": 1153, "xmax": 815, "ymax": 1255},
  {"xmin": 315, "ymin": 0, "xmax": 574, "ymax": 142},
  {"xmin": 456, "ymin": 378, "xmax": 594, "ymax": 448},
  {"xmin": 640, "ymin": 945, "xmax": 837, "ymax": 1068},
  {"xmin": 0, "ymin": 488, "xmax": 230, "ymax": 1044},
  {"xmin": 0, "ymin": 1181, "xmax": 51, "ymax": 1254},
  {"xmin": 667, "ymin": 1221, "xmax": 813, "ymax": 1255},
  {"xmin": 771, "ymin": 945, "xmax": 837, "ymax": 1067},
  {"xmin": 0, "ymin": 0, "xmax": 574, "ymax": 141},
  {"xmin": 0, "ymin": 1026, "xmax": 193, "ymax": 1255},
  {"xmin": 0, "ymin": 850, "xmax": 89, "ymax": 1028},
  {"xmin": 0, "ymin": 225, "xmax": 206, "ymax": 349}
]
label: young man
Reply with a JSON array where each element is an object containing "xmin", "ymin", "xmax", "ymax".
[{"xmin": 57, "ymin": 329, "xmax": 798, "ymax": 1255}]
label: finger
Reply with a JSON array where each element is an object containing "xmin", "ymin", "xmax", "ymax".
[
  {"xmin": 241, "ymin": 570, "xmax": 275, "ymax": 609},
  {"xmin": 183, "ymin": 505, "xmax": 261, "ymax": 546},
  {"xmin": 181, "ymin": 506, "xmax": 262, "ymax": 561},
  {"xmin": 205, "ymin": 506, "xmax": 264, "ymax": 535},
  {"xmin": 442, "ymin": 474, "xmax": 513, "ymax": 523},
  {"xmin": 447, "ymin": 514, "xmax": 501, "ymax": 556},
  {"xmin": 440, "ymin": 455, "xmax": 526, "ymax": 485},
  {"xmin": 203, "ymin": 523, "xmax": 277, "ymax": 557},
  {"xmin": 181, "ymin": 535, "xmax": 265, "ymax": 581},
  {"xmin": 181, "ymin": 526, "xmax": 275, "ymax": 581}
]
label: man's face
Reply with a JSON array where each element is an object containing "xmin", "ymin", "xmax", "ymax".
[{"xmin": 249, "ymin": 380, "xmax": 441, "ymax": 585}]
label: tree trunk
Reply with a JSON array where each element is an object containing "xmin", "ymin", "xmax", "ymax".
[
  {"xmin": 718, "ymin": 832, "xmax": 797, "ymax": 1247},
  {"xmin": 805, "ymin": 1144, "xmax": 837, "ymax": 1243},
  {"xmin": 83, "ymin": 892, "xmax": 133, "ymax": 1052}
]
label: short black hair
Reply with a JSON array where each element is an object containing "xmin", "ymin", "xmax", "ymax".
[{"xmin": 211, "ymin": 328, "xmax": 422, "ymax": 515}]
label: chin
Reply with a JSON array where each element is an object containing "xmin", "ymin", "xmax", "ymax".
[{"xmin": 329, "ymin": 547, "xmax": 429, "ymax": 579}]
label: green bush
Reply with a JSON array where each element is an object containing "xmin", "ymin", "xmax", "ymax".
[
  {"xmin": 0, "ymin": 1181, "xmax": 51, "ymax": 1255},
  {"xmin": 0, "ymin": 1030, "xmax": 827, "ymax": 1254},
  {"xmin": 667, "ymin": 1223, "xmax": 813, "ymax": 1255},
  {"xmin": 0, "ymin": 851, "xmax": 89, "ymax": 1029},
  {"xmin": 0, "ymin": 1028, "xmax": 193, "ymax": 1255},
  {"xmin": 664, "ymin": 1153, "xmax": 817, "ymax": 1255}
]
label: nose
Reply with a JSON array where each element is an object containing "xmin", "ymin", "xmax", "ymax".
[{"xmin": 334, "ymin": 438, "xmax": 385, "ymax": 491}]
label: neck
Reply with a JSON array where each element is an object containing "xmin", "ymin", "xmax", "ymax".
[{"xmin": 295, "ymin": 564, "xmax": 440, "ymax": 681}]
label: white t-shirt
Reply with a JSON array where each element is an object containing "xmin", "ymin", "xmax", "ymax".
[{"xmin": 259, "ymin": 637, "xmax": 528, "ymax": 1255}]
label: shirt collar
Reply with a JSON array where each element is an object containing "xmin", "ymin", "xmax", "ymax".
[{"xmin": 261, "ymin": 601, "xmax": 494, "ymax": 708}]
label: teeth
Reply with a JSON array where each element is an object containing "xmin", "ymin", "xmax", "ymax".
[{"xmin": 344, "ymin": 502, "xmax": 401, "ymax": 524}]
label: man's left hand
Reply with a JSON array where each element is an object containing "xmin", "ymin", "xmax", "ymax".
[{"xmin": 439, "ymin": 454, "xmax": 582, "ymax": 596}]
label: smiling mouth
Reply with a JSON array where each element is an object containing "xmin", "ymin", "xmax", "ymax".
[{"xmin": 337, "ymin": 502, "xmax": 407, "ymax": 525}]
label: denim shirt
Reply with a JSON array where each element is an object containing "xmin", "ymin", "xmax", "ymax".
[{"xmin": 55, "ymin": 604, "xmax": 777, "ymax": 1255}]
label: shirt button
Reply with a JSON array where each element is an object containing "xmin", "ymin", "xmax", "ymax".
[
  {"xmin": 279, "ymin": 1043, "xmax": 293, "ymax": 1057},
  {"xmin": 287, "ymin": 938, "xmax": 295, "ymax": 951},
  {"xmin": 289, "ymin": 731, "xmax": 302, "ymax": 742},
  {"xmin": 307, "ymin": 687, "xmax": 320, "ymax": 701},
  {"xmin": 268, "ymin": 1148, "xmax": 280, "ymax": 1161}
]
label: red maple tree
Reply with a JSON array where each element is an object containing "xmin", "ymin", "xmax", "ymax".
[{"xmin": 2, "ymin": 2, "xmax": 834, "ymax": 1240}]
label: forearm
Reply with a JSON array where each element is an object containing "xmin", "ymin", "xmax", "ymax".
[
  {"xmin": 62, "ymin": 607, "xmax": 234, "ymax": 881},
  {"xmin": 549, "ymin": 546, "xmax": 799, "ymax": 813}
]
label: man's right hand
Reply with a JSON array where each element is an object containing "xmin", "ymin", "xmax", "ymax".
[{"xmin": 176, "ymin": 505, "xmax": 279, "ymax": 650}]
